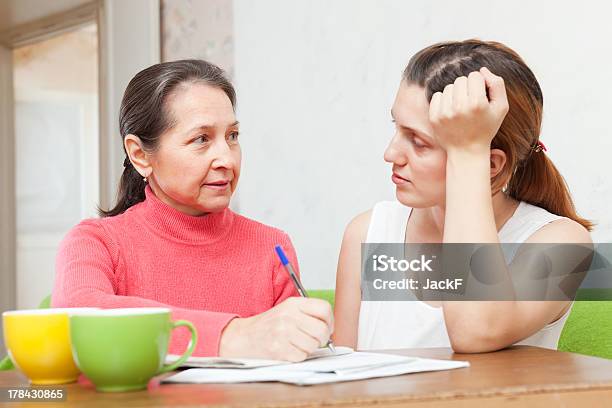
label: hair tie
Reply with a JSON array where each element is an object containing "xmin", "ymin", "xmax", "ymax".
[{"xmin": 532, "ymin": 140, "xmax": 547, "ymax": 153}]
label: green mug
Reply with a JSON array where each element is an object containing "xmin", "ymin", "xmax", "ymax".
[{"xmin": 69, "ymin": 308, "xmax": 197, "ymax": 392}]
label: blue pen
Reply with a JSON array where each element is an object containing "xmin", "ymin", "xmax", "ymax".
[{"xmin": 274, "ymin": 245, "xmax": 336, "ymax": 354}]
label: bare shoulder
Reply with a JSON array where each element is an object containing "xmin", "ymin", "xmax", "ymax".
[
  {"xmin": 343, "ymin": 209, "xmax": 373, "ymax": 243},
  {"xmin": 525, "ymin": 217, "xmax": 592, "ymax": 244}
]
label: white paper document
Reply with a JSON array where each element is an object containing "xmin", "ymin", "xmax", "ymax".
[
  {"xmin": 165, "ymin": 346, "xmax": 353, "ymax": 369},
  {"xmin": 163, "ymin": 350, "xmax": 469, "ymax": 386}
]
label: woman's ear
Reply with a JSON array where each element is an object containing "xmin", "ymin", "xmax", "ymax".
[
  {"xmin": 124, "ymin": 134, "xmax": 152, "ymax": 178},
  {"xmin": 490, "ymin": 148, "xmax": 507, "ymax": 180}
]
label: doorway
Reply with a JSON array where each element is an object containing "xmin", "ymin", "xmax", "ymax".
[{"xmin": 13, "ymin": 22, "xmax": 100, "ymax": 309}]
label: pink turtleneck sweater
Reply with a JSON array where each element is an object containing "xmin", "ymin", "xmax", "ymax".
[{"xmin": 52, "ymin": 185, "xmax": 299, "ymax": 356}]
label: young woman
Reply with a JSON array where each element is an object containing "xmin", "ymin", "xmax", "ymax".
[
  {"xmin": 52, "ymin": 60, "xmax": 333, "ymax": 360},
  {"xmin": 334, "ymin": 40, "xmax": 592, "ymax": 353}
]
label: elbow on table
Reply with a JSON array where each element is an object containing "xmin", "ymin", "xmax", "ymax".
[{"xmin": 448, "ymin": 326, "xmax": 515, "ymax": 354}]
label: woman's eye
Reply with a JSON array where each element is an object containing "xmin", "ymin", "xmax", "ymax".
[
  {"xmin": 193, "ymin": 135, "xmax": 209, "ymax": 144},
  {"xmin": 228, "ymin": 131, "xmax": 239, "ymax": 142},
  {"xmin": 412, "ymin": 137, "xmax": 426, "ymax": 149}
]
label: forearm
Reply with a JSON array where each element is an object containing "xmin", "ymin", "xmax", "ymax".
[
  {"xmin": 443, "ymin": 148, "xmax": 518, "ymax": 351},
  {"xmin": 442, "ymin": 301, "xmax": 522, "ymax": 352},
  {"xmin": 52, "ymin": 284, "xmax": 237, "ymax": 356},
  {"xmin": 444, "ymin": 148, "xmax": 498, "ymax": 243}
]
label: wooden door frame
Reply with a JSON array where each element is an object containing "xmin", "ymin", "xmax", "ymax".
[{"xmin": 0, "ymin": 44, "xmax": 16, "ymax": 354}]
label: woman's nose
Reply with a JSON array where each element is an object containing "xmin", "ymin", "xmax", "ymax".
[
  {"xmin": 384, "ymin": 134, "xmax": 408, "ymax": 166},
  {"xmin": 210, "ymin": 139, "xmax": 236, "ymax": 169}
]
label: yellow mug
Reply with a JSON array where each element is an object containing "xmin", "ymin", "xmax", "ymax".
[{"xmin": 2, "ymin": 308, "xmax": 97, "ymax": 385}]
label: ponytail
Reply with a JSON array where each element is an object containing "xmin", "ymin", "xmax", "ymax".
[
  {"xmin": 98, "ymin": 158, "xmax": 146, "ymax": 217},
  {"xmin": 507, "ymin": 151, "xmax": 594, "ymax": 231}
]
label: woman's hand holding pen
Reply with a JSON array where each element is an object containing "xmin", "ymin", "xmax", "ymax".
[{"xmin": 219, "ymin": 297, "xmax": 334, "ymax": 362}]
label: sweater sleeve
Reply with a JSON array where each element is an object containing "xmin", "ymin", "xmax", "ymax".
[
  {"xmin": 272, "ymin": 232, "xmax": 301, "ymax": 304},
  {"xmin": 52, "ymin": 220, "xmax": 237, "ymax": 357}
]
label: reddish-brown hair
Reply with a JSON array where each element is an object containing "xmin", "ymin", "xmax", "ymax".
[{"xmin": 404, "ymin": 39, "xmax": 593, "ymax": 231}]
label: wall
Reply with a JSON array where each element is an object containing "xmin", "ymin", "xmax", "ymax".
[{"xmin": 161, "ymin": 0, "xmax": 234, "ymax": 76}]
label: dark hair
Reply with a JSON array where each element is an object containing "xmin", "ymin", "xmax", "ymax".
[
  {"xmin": 99, "ymin": 59, "xmax": 236, "ymax": 217},
  {"xmin": 403, "ymin": 39, "xmax": 593, "ymax": 231}
]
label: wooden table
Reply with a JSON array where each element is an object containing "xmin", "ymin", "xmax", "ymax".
[{"xmin": 2, "ymin": 346, "xmax": 612, "ymax": 407}]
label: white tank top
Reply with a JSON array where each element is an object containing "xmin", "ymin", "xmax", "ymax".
[{"xmin": 357, "ymin": 200, "xmax": 572, "ymax": 350}]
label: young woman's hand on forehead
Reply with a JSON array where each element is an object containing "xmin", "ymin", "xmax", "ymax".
[{"xmin": 428, "ymin": 67, "xmax": 509, "ymax": 154}]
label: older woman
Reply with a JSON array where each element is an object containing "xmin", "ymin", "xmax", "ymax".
[{"xmin": 53, "ymin": 60, "xmax": 332, "ymax": 360}]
